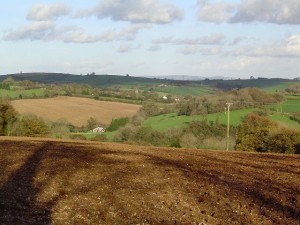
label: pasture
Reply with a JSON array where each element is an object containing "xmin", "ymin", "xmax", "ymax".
[
  {"xmin": 11, "ymin": 96, "xmax": 141, "ymax": 126},
  {"xmin": 0, "ymin": 137, "xmax": 299, "ymax": 224},
  {"xmin": 143, "ymin": 109, "xmax": 255, "ymax": 131},
  {"xmin": 0, "ymin": 88, "xmax": 45, "ymax": 99}
]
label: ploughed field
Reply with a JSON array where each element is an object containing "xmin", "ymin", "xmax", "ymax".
[
  {"xmin": 11, "ymin": 96, "xmax": 141, "ymax": 126},
  {"xmin": 0, "ymin": 137, "xmax": 299, "ymax": 225}
]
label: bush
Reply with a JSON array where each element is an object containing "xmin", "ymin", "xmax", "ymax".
[
  {"xmin": 11, "ymin": 114, "xmax": 50, "ymax": 137},
  {"xmin": 0, "ymin": 100, "xmax": 17, "ymax": 136},
  {"xmin": 69, "ymin": 134, "xmax": 87, "ymax": 140},
  {"xmin": 235, "ymin": 112, "xmax": 300, "ymax": 154},
  {"xmin": 106, "ymin": 117, "xmax": 129, "ymax": 132},
  {"xmin": 91, "ymin": 134, "xmax": 108, "ymax": 142},
  {"xmin": 267, "ymin": 128, "xmax": 300, "ymax": 154}
]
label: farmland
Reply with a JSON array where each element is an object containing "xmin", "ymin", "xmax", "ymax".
[
  {"xmin": 0, "ymin": 137, "xmax": 299, "ymax": 225},
  {"xmin": 11, "ymin": 96, "xmax": 141, "ymax": 126},
  {"xmin": 143, "ymin": 109, "xmax": 255, "ymax": 131}
]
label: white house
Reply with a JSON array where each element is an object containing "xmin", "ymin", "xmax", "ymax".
[{"xmin": 92, "ymin": 127, "xmax": 105, "ymax": 133}]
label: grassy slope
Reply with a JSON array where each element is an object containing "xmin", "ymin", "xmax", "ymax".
[
  {"xmin": 0, "ymin": 88, "xmax": 46, "ymax": 99},
  {"xmin": 269, "ymin": 114, "xmax": 300, "ymax": 130},
  {"xmin": 0, "ymin": 137, "xmax": 299, "ymax": 225},
  {"xmin": 143, "ymin": 109, "xmax": 254, "ymax": 131},
  {"xmin": 144, "ymin": 108, "xmax": 300, "ymax": 131}
]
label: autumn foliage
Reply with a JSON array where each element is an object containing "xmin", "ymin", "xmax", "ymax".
[{"xmin": 236, "ymin": 112, "xmax": 300, "ymax": 153}]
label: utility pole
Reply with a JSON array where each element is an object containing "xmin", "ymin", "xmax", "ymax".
[{"xmin": 226, "ymin": 103, "xmax": 233, "ymax": 151}]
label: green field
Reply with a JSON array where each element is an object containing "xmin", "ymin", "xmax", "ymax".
[
  {"xmin": 261, "ymin": 81, "xmax": 300, "ymax": 93},
  {"xmin": 266, "ymin": 99, "xmax": 300, "ymax": 113},
  {"xmin": 143, "ymin": 85, "xmax": 214, "ymax": 96},
  {"xmin": 143, "ymin": 108, "xmax": 255, "ymax": 131},
  {"xmin": 0, "ymin": 88, "xmax": 46, "ymax": 99},
  {"xmin": 269, "ymin": 114, "xmax": 300, "ymax": 130},
  {"xmin": 143, "ymin": 107, "xmax": 300, "ymax": 132}
]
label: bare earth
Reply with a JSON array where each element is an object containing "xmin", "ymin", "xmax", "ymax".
[
  {"xmin": 11, "ymin": 96, "xmax": 141, "ymax": 126},
  {"xmin": 0, "ymin": 137, "xmax": 299, "ymax": 225}
]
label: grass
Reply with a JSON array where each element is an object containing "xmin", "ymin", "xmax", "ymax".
[
  {"xmin": 269, "ymin": 113, "xmax": 300, "ymax": 130},
  {"xmin": 266, "ymin": 99, "xmax": 300, "ymax": 113},
  {"xmin": 0, "ymin": 88, "xmax": 46, "ymax": 99},
  {"xmin": 143, "ymin": 85, "xmax": 214, "ymax": 96},
  {"xmin": 143, "ymin": 108, "xmax": 255, "ymax": 131},
  {"xmin": 262, "ymin": 81, "xmax": 300, "ymax": 93}
]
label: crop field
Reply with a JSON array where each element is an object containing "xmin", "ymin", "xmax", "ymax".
[
  {"xmin": 11, "ymin": 96, "xmax": 141, "ymax": 126},
  {"xmin": 143, "ymin": 109, "xmax": 254, "ymax": 131},
  {"xmin": 0, "ymin": 137, "xmax": 299, "ymax": 225}
]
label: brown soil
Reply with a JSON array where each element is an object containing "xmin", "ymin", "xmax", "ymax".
[
  {"xmin": 11, "ymin": 96, "xmax": 141, "ymax": 126},
  {"xmin": 0, "ymin": 137, "xmax": 299, "ymax": 225}
]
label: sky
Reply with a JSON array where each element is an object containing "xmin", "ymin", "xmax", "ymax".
[{"xmin": 1, "ymin": 0, "xmax": 300, "ymax": 79}]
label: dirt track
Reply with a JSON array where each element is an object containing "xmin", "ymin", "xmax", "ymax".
[{"xmin": 0, "ymin": 137, "xmax": 299, "ymax": 225}]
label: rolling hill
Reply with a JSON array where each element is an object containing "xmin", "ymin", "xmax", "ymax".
[{"xmin": 1, "ymin": 73, "xmax": 299, "ymax": 93}]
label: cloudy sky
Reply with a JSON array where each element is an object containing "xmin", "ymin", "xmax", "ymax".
[{"xmin": 1, "ymin": 0, "xmax": 300, "ymax": 79}]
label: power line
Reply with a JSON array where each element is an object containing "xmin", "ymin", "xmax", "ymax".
[{"xmin": 226, "ymin": 103, "xmax": 233, "ymax": 151}]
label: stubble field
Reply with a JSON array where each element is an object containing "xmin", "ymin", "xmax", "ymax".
[
  {"xmin": 11, "ymin": 96, "xmax": 141, "ymax": 126},
  {"xmin": 0, "ymin": 137, "xmax": 299, "ymax": 225}
]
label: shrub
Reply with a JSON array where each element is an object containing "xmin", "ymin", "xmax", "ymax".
[
  {"xmin": 267, "ymin": 128, "xmax": 300, "ymax": 154},
  {"xmin": 91, "ymin": 134, "xmax": 108, "ymax": 142},
  {"xmin": 235, "ymin": 112, "xmax": 300, "ymax": 154},
  {"xmin": 69, "ymin": 134, "xmax": 87, "ymax": 140},
  {"xmin": 11, "ymin": 114, "xmax": 50, "ymax": 137},
  {"xmin": 106, "ymin": 117, "xmax": 129, "ymax": 132},
  {"xmin": 0, "ymin": 100, "xmax": 17, "ymax": 136}
]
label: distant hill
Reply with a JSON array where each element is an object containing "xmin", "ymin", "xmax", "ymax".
[
  {"xmin": 0, "ymin": 73, "xmax": 165, "ymax": 88},
  {"xmin": 0, "ymin": 72, "xmax": 299, "ymax": 92}
]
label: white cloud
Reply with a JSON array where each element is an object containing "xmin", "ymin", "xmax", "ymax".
[
  {"xmin": 198, "ymin": 0, "xmax": 236, "ymax": 23},
  {"xmin": 3, "ymin": 21, "xmax": 55, "ymax": 41},
  {"xmin": 77, "ymin": 0, "xmax": 183, "ymax": 24},
  {"xmin": 152, "ymin": 34, "xmax": 226, "ymax": 45},
  {"xmin": 99, "ymin": 24, "xmax": 151, "ymax": 42},
  {"xmin": 198, "ymin": 0, "xmax": 300, "ymax": 25},
  {"xmin": 234, "ymin": 35, "xmax": 300, "ymax": 58},
  {"xmin": 178, "ymin": 45, "xmax": 199, "ymax": 55},
  {"xmin": 27, "ymin": 3, "xmax": 71, "ymax": 21},
  {"xmin": 148, "ymin": 45, "xmax": 161, "ymax": 51},
  {"xmin": 178, "ymin": 45, "xmax": 222, "ymax": 55},
  {"xmin": 3, "ymin": 22, "xmax": 150, "ymax": 43},
  {"xmin": 117, "ymin": 44, "xmax": 133, "ymax": 53}
]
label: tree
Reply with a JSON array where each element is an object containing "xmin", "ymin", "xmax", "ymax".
[
  {"xmin": 235, "ymin": 113, "xmax": 276, "ymax": 152},
  {"xmin": 235, "ymin": 112, "xmax": 300, "ymax": 153},
  {"xmin": 267, "ymin": 128, "xmax": 300, "ymax": 154},
  {"xmin": 0, "ymin": 100, "xmax": 17, "ymax": 136},
  {"xmin": 11, "ymin": 114, "xmax": 49, "ymax": 137},
  {"xmin": 86, "ymin": 117, "xmax": 99, "ymax": 131}
]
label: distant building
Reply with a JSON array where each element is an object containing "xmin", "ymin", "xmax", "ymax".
[{"xmin": 92, "ymin": 127, "xmax": 105, "ymax": 133}]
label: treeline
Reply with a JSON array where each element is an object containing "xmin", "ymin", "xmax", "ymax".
[
  {"xmin": 0, "ymin": 77, "xmax": 171, "ymax": 103},
  {"xmin": 1, "ymin": 100, "xmax": 300, "ymax": 154},
  {"xmin": 177, "ymin": 88, "xmax": 284, "ymax": 116},
  {"xmin": 113, "ymin": 120, "xmax": 231, "ymax": 150}
]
